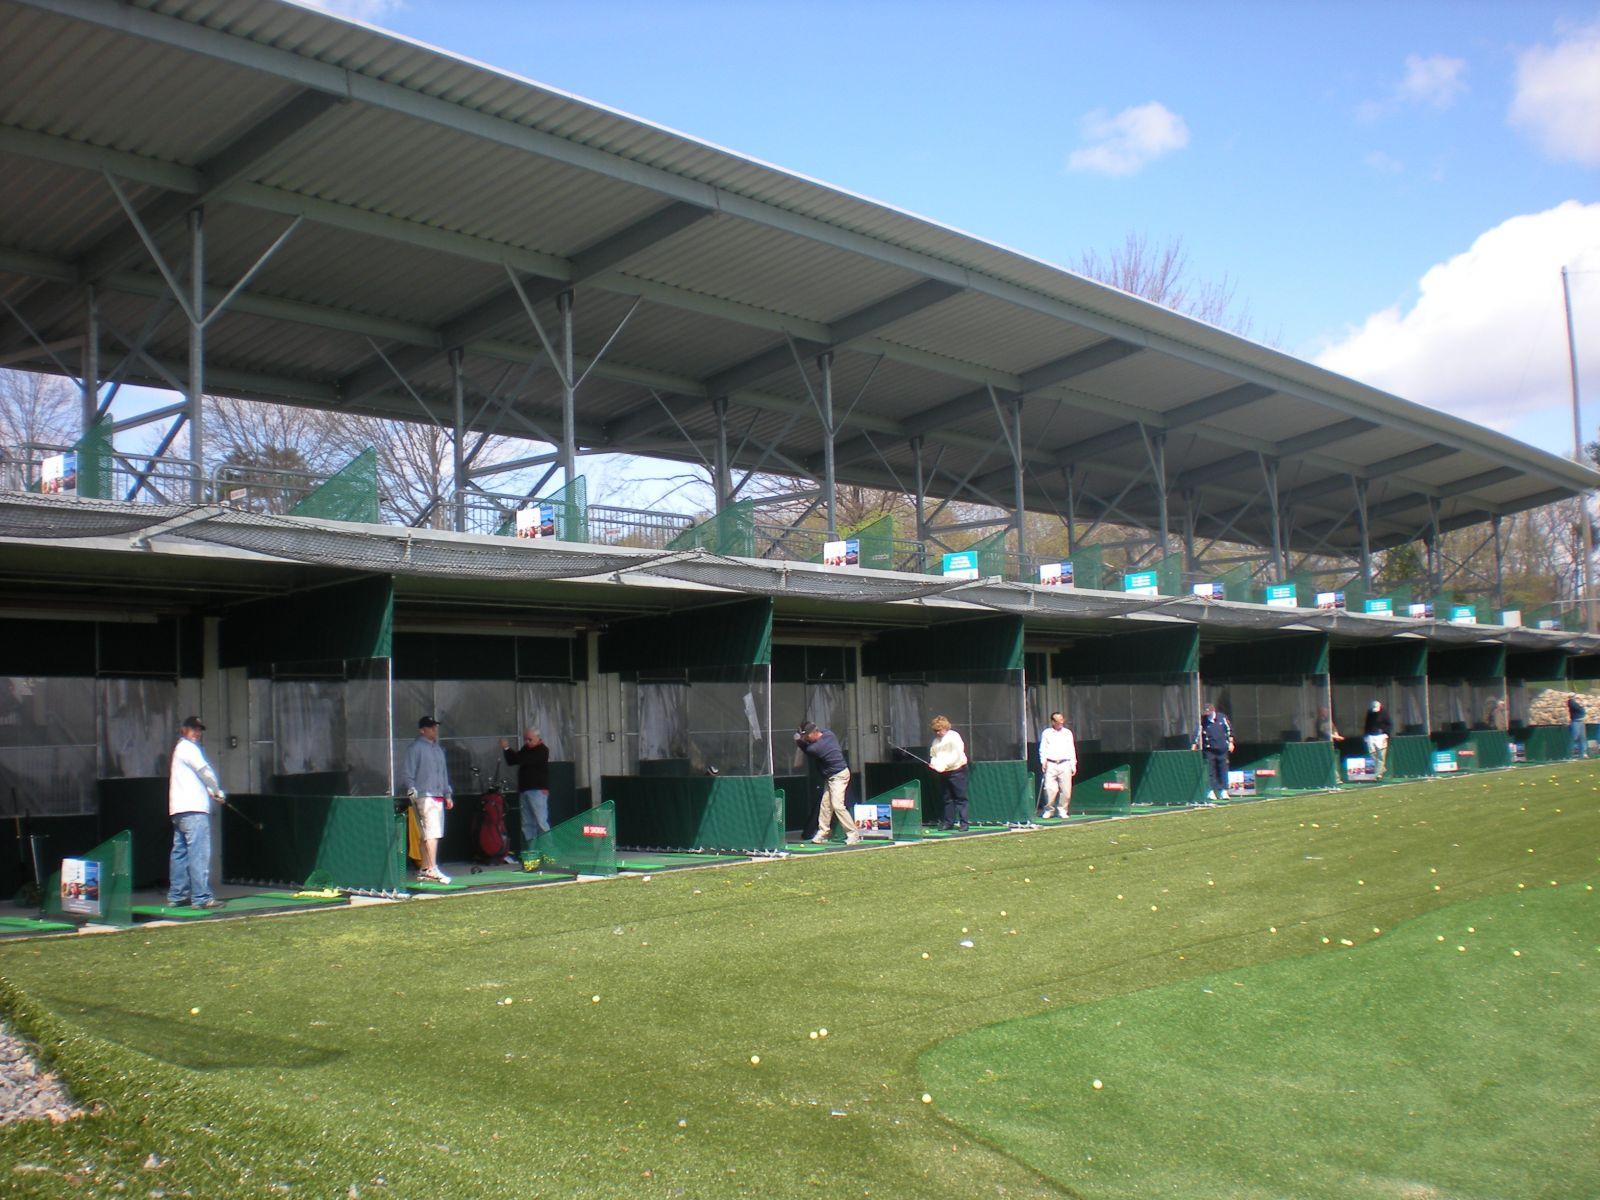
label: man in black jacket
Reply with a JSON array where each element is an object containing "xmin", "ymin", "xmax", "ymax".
[
  {"xmin": 1192, "ymin": 704, "xmax": 1234, "ymax": 803},
  {"xmin": 1362, "ymin": 700, "xmax": 1393, "ymax": 779},
  {"xmin": 499, "ymin": 728, "xmax": 551, "ymax": 853}
]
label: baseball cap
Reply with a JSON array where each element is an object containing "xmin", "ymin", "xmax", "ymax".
[
  {"xmin": 418, "ymin": 715, "xmax": 438, "ymax": 729},
  {"xmin": 180, "ymin": 715, "xmax": 206, "ymax": 732}
]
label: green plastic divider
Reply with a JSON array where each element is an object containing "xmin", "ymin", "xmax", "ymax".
[
  {"xmin": 534, "ymin": 800, "xmax": 617, "ymax": 876},
  {"xmin": 288, "ymin": 447, "xmax": 380, "ymax": 524},
  {"xmin": 1385, "ymin": 734, "xmax": 1435, "ymax": 779},
  {"xmin": 39, "ymin": 421, "xmax": 113, "ymax": 499},
  {"xmin": 1521, "ymin": 726, "xmax": 1572, "ymax": 762},
  {"xmin": 861, "ymin": 761, "xmax": 1031, "ymax": 825},
  {"xmin": 1071, "ymin": 764, "xmax": 1132, "ymax": 814},
  {"xmin": 1470, "ymin": 730, "xmax": 1513, "ymax": 769},
  {"xmin": 42, "ymin": 829, "xmax": 132, "ymax": 926},
  {"xmin": 1067, "ymin": 544, "xmax": 1105, "ymax": 591},
  {"xmin": 222, "ymin": 795, "xmax": 406, "ymax": 891},
  {"xmin": 817, "ymin": 781, "xmax": 921, "ymax": 843},
  {"xmin": 602, "ymin": 776, "xmax": 784, "ymax": 853},
  {"xmin": 1072, "ymin": 750, "xmax": 1208, "ymax": 806},
  {"xmin": 1229, "ymin": 748, "xmax": 1284, "ymax": 796}
]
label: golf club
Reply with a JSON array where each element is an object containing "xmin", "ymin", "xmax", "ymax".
[
  {"xmin": 887, "ymin": 742, "xmax": 934, "ymax": 768},
  {"xmin": 215, "ymin": 791, "xmax": 265, "ymax": 831}
]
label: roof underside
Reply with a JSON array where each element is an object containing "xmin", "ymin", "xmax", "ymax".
[{"xmin": 1, "ymin": 0, "xmax": 1595, "ymax": 558}]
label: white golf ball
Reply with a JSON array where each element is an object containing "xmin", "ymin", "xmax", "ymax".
[
  {"xmin": 750, "ymin": 1055, "xmax": 760, "ymax": 1066},
  {"xmin": 1092, "ymin": 1079, "xmax": 1103, "ymax": 1090},
  {"xmin": 921, "ymin": 1093, "xmax": 933, "ymax": 1104}
]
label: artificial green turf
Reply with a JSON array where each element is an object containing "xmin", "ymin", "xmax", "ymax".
[
  {"xmin": 921, "ymin": 884, "xmax": 1599, "ymax": 1200},
  {"xmin": 131, "ymin": 893, "xmax": 351, "ymax": 919},
  {"xmin": 0, "ymin": 763, "xmax": 1595, "ymax": 1199}
]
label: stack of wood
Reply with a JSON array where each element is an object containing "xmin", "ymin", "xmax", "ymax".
[{"xmin": 1527, "ymin": 689, "xmax": 1600, "ymax": 726}]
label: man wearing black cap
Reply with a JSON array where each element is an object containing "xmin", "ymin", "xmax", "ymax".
[
  {"xmin": 168, "ymin": 716, "xmax": 226, "ymax": 909},
  {"xmin": 401, "ymin": 716, "xmax": 454, "ymax": 884}
]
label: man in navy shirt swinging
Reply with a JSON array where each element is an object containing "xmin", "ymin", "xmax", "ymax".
[
  {"xmin": 1192, "ymin": 702, "xmax": 1235, "ymax": 803},
  {"xmin": 794, "ymin": 722, "xmax": 861, "ymax": 845}
]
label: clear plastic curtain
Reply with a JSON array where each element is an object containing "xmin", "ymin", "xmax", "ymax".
[
  {"xmin": 638, "ymin": 682, "xmax": 689, "ymax": 761},
  {"xmin": 0, "ymin": 676, "xmax": 96, "ymax": 815}
]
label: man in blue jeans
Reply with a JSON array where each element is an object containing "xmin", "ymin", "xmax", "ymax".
[
  {"xmin": 1192, "ymin": 703, "xmax": 1235, "ymax": 803},
  {"xmin": 501, "ymin": 728, "xmax": 551, "ymax": 859},
  {"xmin": 168, "ymin": 715, "xmax": 226, "ymax": 909},
  {"xmin": 1568, "ymin": 694, "xmax": 1588, "ymax": 758}
]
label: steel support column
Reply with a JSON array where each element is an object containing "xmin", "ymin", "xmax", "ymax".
[
  {"xmin": 1260, "ymin": 455, "xmax": 1284, "ymax": 581},
  {"xmin": 818, "ymin": 350, "xmax": 836, "ymax": 538},
  {"xmin": 1492, "ymin": 514, "xmax": 1504, "ymax": 610},
  {"xmin": 1010, "ymin": 398, "xmax": 1026, "ymax": 564},
  {"xmin": 450, "ymin": 347, "xmax": 467, "ymax": 532},
  {"xmin": 1182, "ymin": 488, "xmax": 1197, "ymax": 574},
  {"xmin": 911, "ymin": 435, "xmax": 928, "ymax": 544},
  {"xmin": 1064, "ymin": 467, "xmax": 1076, "ymax": 555},
  {"xmin": 185, "ymin": 207, "xmax": 204, "ymax": 502},
  {"xmin": 558, "ymin": 290, "xmax": 576, "ymax": 486},
  {"xmin": 81, "ymin": 285, "xmax": 98, "ymax": 434},
  {"xmin": 1144, "ymin": 428, "xmax": 1168, "ymax": 558},
  {"xmin": 1352, "ymin": 476, "xmax": 1371, "ymax": 590},
  {"xmin": 712, "ymin": 395, "xmax": 732, "ymax": 511},
  {"xmin": 1426, "ymin": 497, "xmax": 1443, "ymax": 594}
]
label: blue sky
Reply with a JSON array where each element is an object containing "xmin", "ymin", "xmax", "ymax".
[{"xmin": 304, "ymin": 0, "xmax": 1600, "ymax": 461}]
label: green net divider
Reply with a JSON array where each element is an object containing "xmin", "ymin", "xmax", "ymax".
[
  {"xmin": 842, "ymin": 514, "xmax": 896, "ymax": 572},
  {"xmin": 222, "ymin": 795, "xmax": 406, "ymax": 892},
  {"xmin": 33, "ymin": 422, "xmax": 114, "ymax": 498},
  {"xmin": 949, "ymin": 528, "xmax": 1010, "ymax": 579},
  {"xmin": 774, "ymin": 773, "xmax": 812, "ymax": 834},
  {"xmin": 1076, "ymin": 749, "xmax": 1207, "ymax": 806},
  {"xmin": 495, "ymin": 475, "xmax": 590, "ymax": 542},
  {"xmin": 967, "ymin": 761, "xmax": 1032, "ymax": 824},
  {"xmin": 602, "ymin": 775, "xmax": 783, "ymax": 853},
  {"xmin": 1521, "ymin": 725, "xmax": 1571, "ymax": 762},
  {"xmin": 1072, "ymin": 764, "xmax": 1131, "ymax": 814},
  {"xmin": 1067, "ymin": 544, "xmax": 1105, "ymax": 591},
  {"xmin": 1526, "ymin": 602, "xmax": 1582, "ymax": 632},
  {"xmin": 1154, "ymin": 554, "xmax": 1184, "ymax": 596},
  {"xmin": 1220, "ymin": 564, "xmax": 1259, "ymax": 603},
  {"xmin": 1469, "ymin": 730, "xmax": 1513, "ymax": 769},
  {"xmin": 533, "ymin": 800, "xmax": 617, "ymax": 876},
  {"xmin": 825, "ymin": 781, "xmax": 922, "ymax": 842},
  {"xmin": 42, "ymin": 829, "xmax": 133, "ymax": 926},
  {"xmin": 288, "ymin": 447, "xmax": 380, "ymax": 524},
  {"xmin": 666, "ymin": 499, "xmax": 755, "ymax": 557},
  {"xmin": 1384, "ymin": 734, "xmax": 1435, "ymax": 779}
]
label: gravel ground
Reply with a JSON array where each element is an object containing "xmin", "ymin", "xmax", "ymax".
[{"xmin": 0, "ymin": 1017, "xmax": 82, "ymax": 1125}]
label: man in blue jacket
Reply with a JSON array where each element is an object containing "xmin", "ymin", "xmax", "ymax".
[
  {"xmin": 794, "ymin": 722, "xmax": 860, "ymax": 845},
  {"xmin": 1192, "ymin": 703, "xmax": 1235, "ymax": 803}
]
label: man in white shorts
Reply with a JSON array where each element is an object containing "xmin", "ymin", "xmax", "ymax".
[{"xmin": 401, "ymin": 715, "xmax": 454, "ymax": 883}]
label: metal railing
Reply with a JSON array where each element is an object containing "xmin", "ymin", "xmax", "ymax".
[{"xmin": 588, "ymin": 504, "xmax": 695, "ymax": 550}]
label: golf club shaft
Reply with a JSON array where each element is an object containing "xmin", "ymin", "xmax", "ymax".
[{"xmin": 216, "ymin": 792, "xmax": 264, "ymax": 831}]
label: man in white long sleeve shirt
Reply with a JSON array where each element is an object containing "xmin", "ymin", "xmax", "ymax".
[
  {"xmin": 168, "ymin": 715, "xmax": 225, "ymax": 909},
  {"xmin": 400, "ymin": 715, "xmax": 454, "ymax": 884},
  {"xmin": 1037, "ymin": 712, "xmax": 1077, "ymax": 820}
]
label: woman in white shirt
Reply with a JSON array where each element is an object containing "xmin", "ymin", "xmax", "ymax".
[{"xmin": 928, "ymin": 715, "xmax": 969, "ymax": 831}]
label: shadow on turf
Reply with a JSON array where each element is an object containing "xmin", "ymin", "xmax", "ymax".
[{"xmin": 50, "ymin": 1000, "xmax": 344, "ymax": 1071}]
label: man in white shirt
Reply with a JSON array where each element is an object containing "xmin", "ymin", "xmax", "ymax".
[
  {"xmin": 168, "ymin": 715, "xmax": 225, "ymax": 910},
  {"xmin": 928, "ymin": 715, "xmax": 970, "ymax": 831},
  {"xmin": 1037, "ymin": 711, "xmax": 1077, "ymax": 820}
]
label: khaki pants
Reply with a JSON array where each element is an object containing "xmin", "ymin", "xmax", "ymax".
[
  {"xmin": 1365, "ymin": 734, "xmax": 1388, "ymax": 778},
  {"xmin": 1042, "ymin": 760, "xmax": 1074, "ymax": 814},
  {"xmin": 816, "ymin": 768, "xmax": 857, "ymax": 836}
]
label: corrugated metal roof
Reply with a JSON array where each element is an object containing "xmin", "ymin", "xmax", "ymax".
[{"xmin": 0, "ymin": 0, "xmax": 1592, "ymax": 562}]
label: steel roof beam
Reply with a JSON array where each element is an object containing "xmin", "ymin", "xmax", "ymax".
[
  {"xmin": 17, "ymin": 0, "xmax": 1596, "ymax": 496},
  {"xmin": 1171, "ymin": 418, "xmax": 1377, "ymax": 491},
  {"xmin": 336, "ymin": 201, "xmax": 712, "ymax": 406},
  {"xmin": 1053, "ymin": 382, "xmax": 1272, "ymax": 465},
  {"xmin": 1283, "ymin": 444, "xmax": 1459, "ymax": 506}
]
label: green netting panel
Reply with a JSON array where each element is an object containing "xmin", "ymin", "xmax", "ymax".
[
  {"xmin": 496, "ymin": 476, "xmax": 590, "ymax": 542},
  {"xmin": 1506, "ymin": 649, "xmax": 1567, "ymax": 682},
  {"xmin": 76, "ymin": 421, "xmax": 113, "ymax": 500},
  {"xmin": 533, "ymin": 800, "xmax": 617, "ymax": 876},
  {"xmin": 602, "ymin": 775, "xmax": 783, "ymax": 853},
  {"xmin": 1428, "ymin": 645, "xmax": 1506, "ymax": 681},
  {"xmin": 42, "ymin": 829, "xmax": 132, "ymax": 926},
  {"xmin": 599, "ymin": 597, "xmax": 773, "ymax": 670},
  {"xmin": 219, "ymin": 576, "xmax": 395, "ymax": 664},
  {"xmin": 1229, "ymin": 747, "xmax": 1284, "ymax": 795},
  {"xmin": 822, "ymin": 781, "xmax": 922, "ymax": 842},
  {"xmin": 1053, "ymin": 625, "xmax": 1199, "ymax": 680},
  {"xmin": 288, "ymin": 447, "xmax": 380, "ymax": 524},
  {"xmin": 864, "ymin": 616, "xmax": 1024, "ymax": 674},
  {"xmin": 845, "ymin": 514, "xmax": 896, "ymax": 572},
  {"xmin": 1134, "ymin": 749, "xmax": 1208, "ymax": 806},
  {"xmin": 1527, "ymin": 603, "xmax": 1583, "ymax": 632},
  {"xmin": 1073, "ymin": 764, "xmax": 1131, "ymax": 813},
  {"xmin": 1068, "ymin": 544, "xmax": 1105, "ymax": 591},
  {"xmin": 1384, "ymin": 735, "xmax": 1435, "ymax": 779},
  {"xmin": 1470, "ymin": 731, "xmax": 1512, "ymax": 769},
  {"xmin": 1220, "ymin": 564, "xmax": 1259, "ymax": 603},
  {"xmin": 1203, "ymin": 633, "xmax": 1329, "ymax": 680},
  {"xmin": 666, "ymin": 499, "xmax": 755, "ymax": 557},
  {"xmin": 221, "ymin": 795, "xmax": 406, "ymax": 892},
  {"xmin": 1330, "ymin": 641, "xmax": 1427, "ymax": 679},
  {"xmin": 1522, "ymin": 726, "xmax": 1571, "ymax": 762},
  {"xmin": 1153, "ymin": 555, "xmax": 1183, "ymax": 596}
]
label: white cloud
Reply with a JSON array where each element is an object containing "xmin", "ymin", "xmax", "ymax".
[
  {"xmin": 1396, "ymin": 54, "xmax": 1468, "ymax": 109},
  {"xmin": 290, "ymin": 0, "xmax": 406, "ymax": 23},
  {"xmin": 1067, "ymin": 103, "xmax": 1189, "ymax": 177},
  {"xmin": 1314, "ymin": 202, "xmax": 1600, "ymax": 434},
  {"xmin": 1510, "ymin": 20, "xmax": 1600, "ymax": 166},
  {"xmin": 1364, "ymin": 150, "xmax": 1405, "ymax": 175}
]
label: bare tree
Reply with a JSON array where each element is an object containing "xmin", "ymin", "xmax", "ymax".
[
  {"xmin": 0, "ymin": 369, "xmax": 79, "ymax": 452},
  {"xmin": 1076, "ymin": 233, "xmax": 1255, "ymax": 337}
]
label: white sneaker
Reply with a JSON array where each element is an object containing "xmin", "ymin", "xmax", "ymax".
[
  {"xmin": 810, "ymin": 833, "xmax": 828, "ymax": 845},
  {"xmin": 1205, "ymin": 791, "xmax": 1217, "ymax": 801},
  {"xmin": 845, "ymin": 832, "xmax": 861, "ymax": 845}
]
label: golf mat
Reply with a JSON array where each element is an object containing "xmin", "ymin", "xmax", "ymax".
[
  {"xmin": 782, "ymin": 840, "xmax": 877, "ymax": 853},
  {"xmin": 131, "ymin": 892, "xmax": 351, "ymax": 920},
  {"xmin": 409, "ymin": 869, "xmax": 574, "ymax": 893},
  {"xmin": 0, "ymin": 915, "xmax": 76, "ymax": 935},
  {"xmin": 613, "ymin": 852, "xmax": 752, "ymax": 872}
]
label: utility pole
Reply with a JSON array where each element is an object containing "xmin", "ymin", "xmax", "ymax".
[{"xmin": 1563, "ymin": 267, "xmax": 1594, "ymax": 631}]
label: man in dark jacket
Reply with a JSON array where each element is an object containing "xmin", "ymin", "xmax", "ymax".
[
  {"xmin": 499, "ymin": 728, "xmax": 551, "ymax": 853},
  {"xmin": 1192, "ymin": 703, "xmax": 1234, "ymax": 802},
  {"xmin": 794, "ymin": 722, "xmax": 859, "ymax": 845},
  {"xmin": 1363, "ymin": 700, "xmax": 1393, "ymax": 779},
  {"xmin": 1568, "ymin": 695, "xmax": 1587, "ymax": 758}
]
